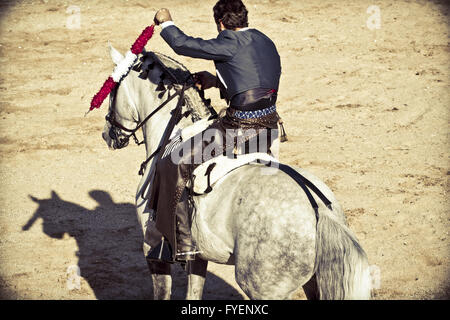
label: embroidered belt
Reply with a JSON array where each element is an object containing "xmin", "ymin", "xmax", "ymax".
[{"xmin": 231, "ymin": 105, "xmax": 277, "ymax": 120}]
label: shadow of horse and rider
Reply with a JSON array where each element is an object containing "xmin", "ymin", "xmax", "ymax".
[{"xmin": 22, "ymin": 190, "xmax": 243, "ymax": 300}]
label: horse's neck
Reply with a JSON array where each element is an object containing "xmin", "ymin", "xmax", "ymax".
[{"xmin": 132, "ymin": 74, "xmax": 172, "ymax": 156}]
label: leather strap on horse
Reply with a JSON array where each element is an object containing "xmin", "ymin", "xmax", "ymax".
[
  {"xmin": 278, "ymin": 117, "xmax": 288, "ymax": 142},
  {"xmin": 203, "ymin": 162, "xmax": 217, "ymax": 194},
  {"xmin": 138, "ymin": 83, "xmax": 192, "ymax": 175},
  {"xmin": 271, "ymin": 162, "xmax": 333, "ymax": 220},
  {"xmin": 154, "ymin": 83, "xmax": 190, "ymax": 162}
]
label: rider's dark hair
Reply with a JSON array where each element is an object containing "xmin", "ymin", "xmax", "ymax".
[{"xmin": 213, "ymin": 0, "xmax": 248, "ymax": 30}]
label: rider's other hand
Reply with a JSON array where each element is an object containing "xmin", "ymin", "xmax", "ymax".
[
  {"xmin": 154, "ymin": 8, "xmax": 173, "ymax": 26},
  {"xmin": 193, "ymin": 71, "xmax": 217, "ymax": 90}
]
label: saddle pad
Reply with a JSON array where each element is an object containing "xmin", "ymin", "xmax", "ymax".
[{"xmin": 192, "ymin": 152, "xmax": 278, "ymax": 194}]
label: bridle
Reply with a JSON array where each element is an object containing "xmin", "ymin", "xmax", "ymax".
[
  {"xmin": 106, "ymin": 80, "xmax": 190, "ymax": 148},
  {"xmin": 105, "ymin": 53, "xmax": 218, "ymax": 177},
  {"xmin": 106, "ymin": 70, "xmax": 197, "ymax": 175},
  {"xmin": 105, "ymin": 89, "xmax": 141, "ymax": 149}
]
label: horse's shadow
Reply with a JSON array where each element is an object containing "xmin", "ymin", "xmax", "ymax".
[{"xmin": 22, "ymin": 190, "xmax": 244, "ymax": 300}]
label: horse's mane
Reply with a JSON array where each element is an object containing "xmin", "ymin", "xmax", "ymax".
[{"xmin": 134, "ymin": 51, "xmax": 214, "ymax": 121}]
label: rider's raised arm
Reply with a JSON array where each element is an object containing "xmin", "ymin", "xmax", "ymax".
[{"xmin": 160, "ymin": 23, "xmax": 238, "ymax": 62}]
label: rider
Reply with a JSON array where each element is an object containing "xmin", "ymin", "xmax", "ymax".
[{"xmin": 147, "ymin": 0, "xmax": 282, "ymax": 263}]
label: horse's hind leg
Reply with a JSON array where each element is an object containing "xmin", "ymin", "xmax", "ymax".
[
  {"xmin": 147, "ymin": 260, "xmax": 172, "ymax": 300},
  {"xmin": 186, "ymin": 258, "xmax": 208, "ymax": 300}
]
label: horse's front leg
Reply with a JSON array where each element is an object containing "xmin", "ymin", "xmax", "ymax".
[
  {"xmin": 147, "ymin": 260, "xmax": 172, "ymax": 300},
  {"xmin": 186, "ymin": 258, "xmax": 208, "ymax": 300}
]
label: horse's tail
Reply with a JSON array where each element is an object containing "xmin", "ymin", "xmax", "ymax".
[{"xmin": 314, "ymin": 209, "xmax": 372, "ymax": 300}]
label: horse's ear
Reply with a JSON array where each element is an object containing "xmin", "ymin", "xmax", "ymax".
[
  {"xmin": 109, "ymin": 43, "xmax": 124, "ymax": 65},
  {"xmin": 51, "ymin": 191, "xmax": 61, "ymax": 200},
  {"xmin": 29, "ymin": 195, "xmax": 40, "ymax": 203}
]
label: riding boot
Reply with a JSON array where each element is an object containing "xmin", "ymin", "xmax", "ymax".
[
  {"xmin": 146, "ymin": 189, "xmax": 197, "ymax": 264},
  {"xmin": 174, "ymin": 188, "xmax": 197, "ymax": 262}
]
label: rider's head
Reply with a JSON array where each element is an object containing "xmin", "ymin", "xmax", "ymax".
[{"xmin": 213, "ymin": 0, "xmax": 249, "ymax": 33}]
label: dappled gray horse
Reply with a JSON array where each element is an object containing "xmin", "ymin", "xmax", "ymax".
[{"xmin": 101, "ymin": 46, "xmax": 372, "ymax": 300}]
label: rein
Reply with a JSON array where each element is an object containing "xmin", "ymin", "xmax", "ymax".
[
  {"xmin": 107, "ymin": 77, "xmax": 194, "ymax": 177},
  {"xmin": 136, "ymin": 81, "xmax": 192, "ymax": 201},
  {"xmin": 137, "ymin": 82, "xmax": 193, "ymax": 176},
  {"xmin": 107, "ymin": 51, "xmax": 216, "ymax": 179},
  {"xmin": 106, "ymin": 53, "xmax": 217, "ymax": 204},
  {"xmin": 106, "ymin": 85, "xmax": 185, "ymax": 146}
]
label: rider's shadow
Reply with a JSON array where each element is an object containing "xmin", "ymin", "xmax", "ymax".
[{"xmin": 22, "ymin": 190, "xmax": 244, "ymax": 300}]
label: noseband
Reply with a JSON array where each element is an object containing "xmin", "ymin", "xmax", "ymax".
[{"xmin": 106, "ymin": 99, "xmax": 143, "ymax": 148}]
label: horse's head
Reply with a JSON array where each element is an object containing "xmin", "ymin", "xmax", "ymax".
[
  {"xmin": 102, "ymin": 45, "xmax": 140, "ymax": 150},
  {"xmin": 23, "ymin": 191, "xmax": 84, "ymax": 239},
  {"xmin": 102, "ymin": 46, "xmax": 216, "ymax": 154}
]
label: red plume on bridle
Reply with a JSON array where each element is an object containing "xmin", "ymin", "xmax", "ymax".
[{"xmin": 87, "ymin": 25, "xmax": 155, "ymax": 115}]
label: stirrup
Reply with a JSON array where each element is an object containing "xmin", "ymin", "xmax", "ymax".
[
  {"xmin": 175, "ymin": 250, "xmax": 202, "ymax": 262},
  {"xmin": 146, "ymin": 239, "xmax": 175, "ymax": 264}
]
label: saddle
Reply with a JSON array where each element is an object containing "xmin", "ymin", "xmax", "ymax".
[{"xmin": 164, "ymin": 119, "xmax": 279, "ymax": 195}]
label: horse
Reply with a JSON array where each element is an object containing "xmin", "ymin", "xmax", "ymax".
[{"xmin": 101, "ymin": 45, "xmax": 372, "ymax": 300}]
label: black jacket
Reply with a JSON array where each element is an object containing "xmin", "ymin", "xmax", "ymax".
[{"xmin": 160, "ymin": 25, "xmax": 281, "ymax": 102}]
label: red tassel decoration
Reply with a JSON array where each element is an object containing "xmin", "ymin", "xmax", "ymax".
[
  {"xmin": 131, "ymin": 25, "xmax": 155, "ymax": 55},
  {"xmin": 88, "ymin": 24, "xmax": 155, "ymax": 113},
  {"xmin": 90, "ymin": 77, "xmax": 117, "ymax": 110}
]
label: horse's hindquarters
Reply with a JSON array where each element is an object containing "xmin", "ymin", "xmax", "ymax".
[{"xmin": 193, "ymin": 165, "xmax": 319, "ymax": 299}]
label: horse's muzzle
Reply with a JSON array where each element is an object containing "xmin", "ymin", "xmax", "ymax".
[{"xmin": 108, "ymin": 126, "xmax": 130, "ymax": 149}]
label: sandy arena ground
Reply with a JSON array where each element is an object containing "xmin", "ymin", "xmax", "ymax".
[{"xmin": 0, "ymin": 0, "xmax": 448, "ymax": 300}]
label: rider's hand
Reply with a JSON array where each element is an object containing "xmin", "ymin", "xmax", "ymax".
[
  {"xmin": 193, "ymin": 71, "xmax": 217, "ymax": 90},
  {"xmin": 154, "ymin": 8, "xmax": 173, "ymax": 25}
]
